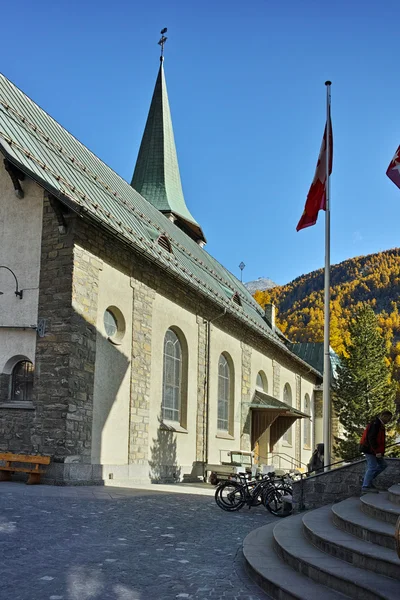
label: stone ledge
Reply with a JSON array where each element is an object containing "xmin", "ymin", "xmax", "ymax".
[
  {"xmin": 215, "ymin": 432, "xmax": 235, "ymax": 440},
  {"xmin": 0, "ymin": 402, "xmax": 35, "ymax": 410},
  {"xmin": 159, "ymin": 421, "xmax": 188, "ymax": 434},
  {"xmin": 43, "ymin": 462, "xmax": 150, "ymax": 486}
]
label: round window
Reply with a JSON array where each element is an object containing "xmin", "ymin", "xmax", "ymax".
[
  {"xmin": 103, "ymin": 307, "xmax": 125, "ymax": 343},
  {"xmin": 104, "ymin": 309, "xmax": 118, "ymax": 337}
]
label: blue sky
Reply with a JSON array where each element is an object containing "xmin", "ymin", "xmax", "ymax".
[{"xmin": 2, "ymin": 0, "xmax": 399, "ymax": 285}]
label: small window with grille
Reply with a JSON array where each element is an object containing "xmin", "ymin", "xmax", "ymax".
[
  {"xmin": 232, "ymin": 292, "xmax": 242, "ymax": 306},
  {"xmin": 157, "ymin": 235, "xmax": 173, "ymax": 253}
]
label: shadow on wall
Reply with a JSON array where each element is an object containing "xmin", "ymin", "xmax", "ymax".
[
  {"xmin": 0, "ymin": 305, "xmax": 130, "ymax": 467},
  {"xmin": 148, "ymin": 416, "xmax": 181, "ymax": 483},
  {"xmin": 91, "ymin": 316, "xmax": 131, "ymax": 465},
  {"xmin": 46, "ymin": 307, "xmax": 130, "ymax": 465}
]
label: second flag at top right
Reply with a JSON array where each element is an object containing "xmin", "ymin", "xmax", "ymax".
[{"xmin": 296, "ymin": 115, "xmax": 333, "ymax": 232}]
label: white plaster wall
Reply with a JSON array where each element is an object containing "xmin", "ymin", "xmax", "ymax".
[
  {"xmin": 0, "ymin": 329, "xmax": 36, "ymax": 372},
  {"xmin": 91, "ymin": 261, "xmax": 132, "ymax": 465},
  {"xmin": 251, "ymin": 347, "xmax": 273, "ymax": 394},
  {"xmin": 207, "ymin": 324, "xmax": 242, "ymax": 465},
  {"xmin": 149, "ymin": 293, "xmax": 198, "ymax": 476},
  {"xmin": 0, "ymin": 161, "xmax": 43, "ymax": 377}
]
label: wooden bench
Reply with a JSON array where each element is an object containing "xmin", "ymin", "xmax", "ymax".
[{"xmin": 0, "ymin": 453, "xmax": 50, "ymax": 485}]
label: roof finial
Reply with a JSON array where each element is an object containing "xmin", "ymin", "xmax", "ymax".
[{"xmin": 158, "ymin": 27, "xmax": 168, "ymax": 62}]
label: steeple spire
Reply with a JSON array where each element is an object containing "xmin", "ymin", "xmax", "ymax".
[{"xmin": 131, "ymin": 30, "xmax": 206, "ymax": 245}]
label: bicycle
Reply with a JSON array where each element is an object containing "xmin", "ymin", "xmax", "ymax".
[{"xmin": 214, "ymin": 471, "xmax": 293, "ymax": 516}]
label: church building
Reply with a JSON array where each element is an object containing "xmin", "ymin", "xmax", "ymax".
[{"xmin": 0, "ymin": 51, "xmax": 324, "ymax": 484}]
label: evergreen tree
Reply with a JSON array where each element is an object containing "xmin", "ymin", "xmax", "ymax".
[{"xmin": 333, "ymin": 304, "xmax": 397, "ymax": 460}]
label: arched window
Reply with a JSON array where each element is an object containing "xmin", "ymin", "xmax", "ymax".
[
  {"xmin": 218, "ymin": 354, "xmax": 233, "ymax": 432},
  {"xmin": 303, "ymin": 393, "xmax": 311, "ymax": 448},
  {"xmin": 11, "ymin": 360, "xmax": 34, "ymax": 402},
  {"xmin": 256, "ymin": 371, "xmax": 268, "ymax": 393},
  {"xmin": 282, "ymin": 383, "xmax": 292, "ymax": 444},
  {"xmin": 162, "ymin": 329, "xmax": 182, "ymax": 422}
]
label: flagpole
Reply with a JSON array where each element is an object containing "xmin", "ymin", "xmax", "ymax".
[{"xmin": 323, "ymin": 80, "xmax": 332, "ymax": 469}]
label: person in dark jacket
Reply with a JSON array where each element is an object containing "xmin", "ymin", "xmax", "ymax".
[
  {"xmin": 307, "ymin": 443, "xmax": 324, "ymax": 474},
  {"xmin": 360, "ymin": 410, "xmax": 393, "ymax": 493}
]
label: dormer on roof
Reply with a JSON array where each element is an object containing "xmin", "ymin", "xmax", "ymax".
[{"xmin": 131, "ymin": 32, "xmax": 206, "ymax": 246}]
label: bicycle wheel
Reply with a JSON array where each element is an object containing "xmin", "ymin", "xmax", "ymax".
[
  {"xmin": 263, "ymin": 485, "xmax": 292, "ymax": 517},
  {"xmin": 249, "ymin": 481, "xmax": 271, "ymax": 507},
  {"xmin": 215, "ymin": 480, "xmax": 245, "ymax": 511}
]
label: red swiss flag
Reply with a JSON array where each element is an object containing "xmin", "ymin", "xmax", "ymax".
[
  {"xmin": 297, "ymin": 117, "xmax": 333, "ymax": 231},
  {"xmin": 386, "ymin": 146, "xmax": 400, "ymax": 190}
]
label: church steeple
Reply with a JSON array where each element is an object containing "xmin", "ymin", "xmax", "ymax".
[{"xmin": 131, "ymin": 31, "xmax": 206, "ymax": 245}]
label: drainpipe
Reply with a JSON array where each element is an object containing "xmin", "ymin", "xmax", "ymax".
[{"xmin": 203, "ymin": 308, "xmax": 227, "ymax": 481}]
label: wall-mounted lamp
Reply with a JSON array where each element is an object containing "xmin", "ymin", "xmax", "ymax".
[{"xmin": 0, "ymin": 266, "xmax": 23, "ymax": 299}]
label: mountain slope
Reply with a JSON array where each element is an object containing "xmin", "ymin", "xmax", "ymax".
[
  {"xmin": 245, "ymin": 277, "xmax": 277, "ymax": 294},
  {"xmin": 253, "ymin": 249, "xmax": 400, "ymax": 397}
]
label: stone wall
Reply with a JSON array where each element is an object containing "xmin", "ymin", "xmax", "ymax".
[
  {"xmin": 31, "ymin": 197, "xmax": 96, "ymax": 459},
  {"xmin": 0, "ymin": 374, "xmax": 35, "ymax": 453},
  {"xmin": 129, "ymin": 279, "xmax": 155, "ymax": 466},
  {"xmin": 272, "ymin": 360, "xmax": 281, "ymax": 399},
  {"xmin": 292, "ymin": 458, "xmax": 400, "ymax": 512},
  {"xmin": 195, "ymin": 316, "xmax": 207, "ymax": 463},
  {"xmin": 295, "ymin": 374, "xmax": 301, "ymax": 464},
  {"xmin": 240, "ymin": 343, "xmax": 252, "ymax": 452}
]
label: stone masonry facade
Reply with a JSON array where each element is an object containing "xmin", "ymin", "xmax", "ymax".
[
  {"xmin": 292, "ymin": 457, "xmax": 400, "ymax": 512},
  {"xmin": 295, "ymin": 374, "xmax": 301, "ymax": 465},
  {"xmin": 195, "ymin": 315, "xmax": 207, "ymax": 463},
  {"xmin": 129, "ymin": 279, "xmax": 155, "ymax": 464},
  {"xmin": 272, "ymin": 360, "xmax": 281, "ymax": 399},
  {"xmin": 32, "ymin": 197, "xmax": 98, "ymax": 460},
  {"xmin": 240, "ymin": 342, "xmax": 252, "ymax": 453},
  {"xmin": 0, "ymin": 374, "xmax": 35, "ymax": 453}
]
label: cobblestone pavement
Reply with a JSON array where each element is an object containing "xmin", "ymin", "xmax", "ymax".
[{"xmin": 0, "ymin": 483, "xmax": 276, "ymax": 600}]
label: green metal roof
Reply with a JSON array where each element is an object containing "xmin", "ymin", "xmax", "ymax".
[
  {"xmin": 131, "ymin": 62, "xmax": 205, "ymax": 242},
  {"xmin": 0, "ymin": 71, "xmax": 321, "ymax": 377},
  {"xmin": 289, "ymin": 342, "xmax": 339, "ymax": 379},
  {"xmin": 250, "ymin": 390, "xmax": 308, "ymax": 418}
]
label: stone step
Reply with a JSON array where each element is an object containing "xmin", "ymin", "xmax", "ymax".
[
  {"xmin": 302, "ymin": 505, "xmax": 400, "ymax": 580},
  {"xmin": 361, "ymin": 492, "xmax": 400, "ymax": 525},
  {"xmin": 243, "ymin": 522, "xmax": 351, "ymax": 600},
  {"xmin": 388, "ymin": 484, "xmax": 400, "ymax": 506},
  {"xmin": 332, "ymin": 496, "xmax": 396, "ymax": 550},
  {"xmin": 273, "ymin": 513, "xmax": 400, "ymax": 600}
]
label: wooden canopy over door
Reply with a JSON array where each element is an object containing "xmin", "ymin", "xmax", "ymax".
[
  {"xmin": 251, "ymin": 410, "xmax": 304, "ymax": 451},
  {"xmin": 249, "ymin": 390, "xmax": 308, "ymax": 453},
  {"xmin": 251, "ymin": 409, "xmax": 282, "ymax": 449},
  {"xmin": 269, "ymin": 415, "xmax": 299, "ymax": 451}
]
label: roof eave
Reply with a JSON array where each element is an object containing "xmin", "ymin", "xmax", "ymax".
[{"xmin": 0, "ymin": 145, "xmax": 321, "ymax": 379}]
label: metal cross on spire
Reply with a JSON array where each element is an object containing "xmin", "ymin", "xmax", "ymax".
[
  {"xmin": 239, "ymin": 262, "xmax": 246, "ymax": 282},
  {"xmin": 158, "ymin": 27, "xmax": 168, "ymax": 61}
]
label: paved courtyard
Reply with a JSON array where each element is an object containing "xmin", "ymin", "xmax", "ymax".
[{"xmin": 0, "ymin": 482, "xmax": 276, "ymax": 600}]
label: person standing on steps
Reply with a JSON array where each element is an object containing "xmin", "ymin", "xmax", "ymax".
[
  {"xmin": 307, "ymin": 443, "xmax": 324, "ymax": 475},
  {"xmin": 360, "ymin": 410, "xmax": 393, "ymax": 494}
]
